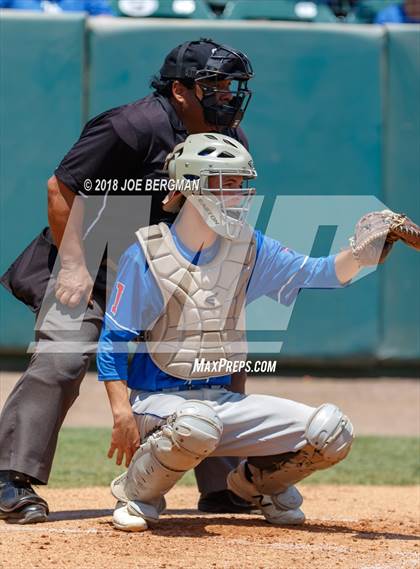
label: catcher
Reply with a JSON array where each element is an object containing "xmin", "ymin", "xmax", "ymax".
[{"xmin": 97, "ymin": 133, "xmax": 420, "ymax": 531}]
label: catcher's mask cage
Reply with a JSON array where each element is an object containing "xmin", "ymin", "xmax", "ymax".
[
  {"xmin": 166, "ymin": 39, "xmax": 254, "ymax": 128},
  {"xmin": 163, "ymin": 133, "xmax": 257, "ymax": 240}
]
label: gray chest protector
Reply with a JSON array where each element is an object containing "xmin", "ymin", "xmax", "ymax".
[{"xmin": 136, "ymin": 223, "xmax": 256, "ymax": 380}]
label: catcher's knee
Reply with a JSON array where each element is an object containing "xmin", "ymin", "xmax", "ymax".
[
  {"xmin": 306, "ymin": 403, "xmax": 354, "ymax": 465},
  {"xmin": 170, "ymin": 400, "xmax": 223, "ymax": 462},
  {"xmin": 137, "ymin": 399, "xmax": 223, "ymax": 474}
]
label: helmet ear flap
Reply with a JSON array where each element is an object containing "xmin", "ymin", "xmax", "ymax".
[
  {"xmin": 168, "ymin": 157, "xmax": 176, "ymax": 180},
  {"xmin": 165, "ymin": 143, "xmax": 184, "ymax": 179},
  {"xmin": 164, "ymin": 151, "xmax": 176, "ymax": 179}
]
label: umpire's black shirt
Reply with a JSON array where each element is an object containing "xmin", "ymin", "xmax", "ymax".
[
  {"xmin": 1, "ymin": 93, "xmax": 248, "ymax": 312},
  {"xmin": 55, "ymin": 92, "xmax": 248, "ymax": 226}
]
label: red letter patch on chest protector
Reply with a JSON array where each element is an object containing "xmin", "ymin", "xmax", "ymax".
[{"xmin": 111, "ymin": 282, "xmax": 125, "ymax": 315}]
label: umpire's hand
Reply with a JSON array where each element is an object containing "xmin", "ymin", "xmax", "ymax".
[
  {"xmin": 48, "ymin": 175, "xmax": 94, "ymax": 308},
  {"xmin": 55, "ymin": 265, "xmax": 94, "ymax": 308}
]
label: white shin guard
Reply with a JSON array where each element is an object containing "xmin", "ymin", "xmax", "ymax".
[
  {"xmin": 112, "ymin": 400, "xmax": 223, "ymax": 506},
  {"xmin": 236, "ymin": 403, "xmax": 354, "ymax": 496}
]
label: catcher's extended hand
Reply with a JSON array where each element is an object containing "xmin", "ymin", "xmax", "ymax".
[{"xmin": 349, "ymin": 209, "xmax": 420, "ymax": 267}]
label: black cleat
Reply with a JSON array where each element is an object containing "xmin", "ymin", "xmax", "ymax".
[
  {"xmin": 0, "ymin": 474, "xmax": 49, "ymax": 524},
  {"xmin": 198, "ymin": 489, "xmax": 255, "ymax": 514},
  {"xmin": 1, "ymin": 503, "xmax": 49, "ymax": 525}
]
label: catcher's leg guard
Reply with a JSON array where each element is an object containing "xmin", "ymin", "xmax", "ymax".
[
  {"xmin": 228, "ymin": 404, "xmax": 354, "ymax": 525},
  {"xmin": 111, "ymin": 400, "xmax": 223, "ymax": 523},
  {"xmin": 246, "ymin": 403, "xmax": 354, "ymax": 495}
]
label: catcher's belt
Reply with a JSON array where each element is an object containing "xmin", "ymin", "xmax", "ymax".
[
  {"xmin": 349, "ymin": 209, "xmax": 420, "ymax": 266},
  {"xmin": 136, "ymin": 222, "xmax": 256, "ymax": 379}
]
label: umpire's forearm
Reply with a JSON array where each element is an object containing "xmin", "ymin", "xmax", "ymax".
[{"xmin": 47, "ymin": 175, "xmax": 86, "ymax": 267}]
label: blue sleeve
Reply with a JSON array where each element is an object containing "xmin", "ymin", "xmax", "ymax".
[
  {"xmin": 97, "ymin": 327, "xmax": 135, "ymax": 381},
  {"xmin": 104, "ymin": 242, "xmax": 149, "ymax": 334},
  {"xmin": 97, "ymin": 243, "xmax": 147, "ymax": 380},
  {"xmin": 247, "ymin": 232, "xmax": 343, "ymax": 306}
]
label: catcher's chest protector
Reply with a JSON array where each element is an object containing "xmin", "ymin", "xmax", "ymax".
[{"xmin": 136, "ymin": 223, "xmax": 256, "ymax": 380}]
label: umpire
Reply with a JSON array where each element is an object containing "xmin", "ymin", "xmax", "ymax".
[{"xmin": 0, "ymin": 39, "xmax": 254, "ymax": 523}]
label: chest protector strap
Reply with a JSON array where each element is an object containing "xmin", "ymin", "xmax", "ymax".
[{"xmin": 136, "ymin": 223, "xmax": 256, "ymax": 380}]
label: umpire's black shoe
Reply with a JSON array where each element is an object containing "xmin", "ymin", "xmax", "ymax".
[
  {"xmin": 0, "ymin": 472, "xmax": 49, "ymax": 524},
  {"xmin": 198, "ymin": 489, "xmax": 254, "ymax": 514}
]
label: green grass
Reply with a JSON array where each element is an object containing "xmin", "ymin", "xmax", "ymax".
[{"xmin": 49, "ymin": 428, "xmax": 420, "ymax": 488}]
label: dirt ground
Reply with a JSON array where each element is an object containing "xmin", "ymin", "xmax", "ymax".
[
  {"xmin": 0, "ymin": 485, "xmax": 419, "ymax": 569},
  {"xmin": 1, "ymin": 375, "xmax": 419, "ymax": 568}
]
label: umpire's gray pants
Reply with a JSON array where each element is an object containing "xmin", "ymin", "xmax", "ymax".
[{"xmin": 0, "ymin": 295, "xmax": 237, "ymax": 491}]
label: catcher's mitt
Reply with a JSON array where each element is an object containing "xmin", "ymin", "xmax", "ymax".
[{"xmin": 349, "ymin": 209, "xmax": 420, "ymax": 266}]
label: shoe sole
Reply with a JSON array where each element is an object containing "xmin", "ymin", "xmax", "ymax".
[
  {"xmin": 3, "ymin": 510, "xmax": 48, "ymax": 524},
  {"xmin": 113, "ymin": 521, "xmax": 148, "ymax": 532}
]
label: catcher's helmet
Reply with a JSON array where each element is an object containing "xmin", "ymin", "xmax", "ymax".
[
  {"xmin": 159, "ymin": 38, "xmax": 254, "ymax": 128},
  {"xmin": 163, "ymin": 133, "xmax": 257, "ymax": 240}
]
